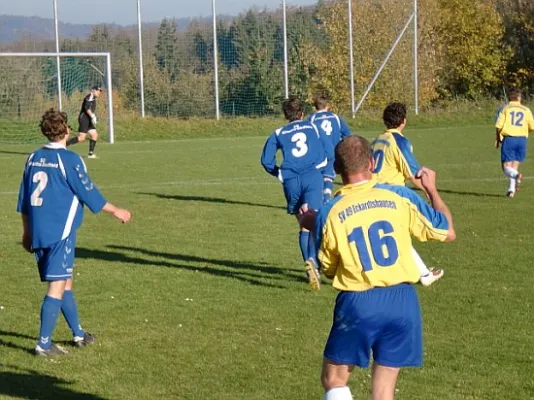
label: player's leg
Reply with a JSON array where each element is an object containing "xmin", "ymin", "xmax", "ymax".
[
  {"xmin": 412, "ymin": 247, "xmax": 443, "ymax": 287},
  {"xmin": 322, "ymin": 161, "xmax": 335, "ymax": 203},
  {"xmin": 36, "ymin": 279, "xmax": 68, "ymax": 355},
  {"xmin": 370, "ymin": 364, "xmax": 400, "ymax": 400},
  {"xmin": 321, "ymin": 361, "xmax": 354, "ymax": 400},
  {"xmin": 68, "ymin": 116, "xmax": 89, "ymax": 147},
  {"xmin": 302, "ymin": 170, "xmax": 324, "ymax": 289},
  {"xmin": 88, "ymin": 129, "xmax": 99, "ymax": 158},
  {"xmin": 500, "ymin": 137, "xmax": 522, "ymax": 197}
]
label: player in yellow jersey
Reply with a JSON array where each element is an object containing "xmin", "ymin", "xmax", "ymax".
[
  {"xmin": 495, "ymin": 88, "xmax": 534, "ymax": 197},
  {"xmin": 371, "ymin": 102, "xmax": 443, "ymax": 287},
  {"xmin": 297, "ymin": 136, "xmax": 455, "ymax": 400}
]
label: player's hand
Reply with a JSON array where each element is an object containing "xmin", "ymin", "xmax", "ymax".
[
  {"xmin": 416, "ymin": 167, "xmax": 438, "ymax": 194},
  {"xmin": 22, "ymin": 233, "xmax": 32, "ymax": 253},
  {"xmin": 91, "ymin": 115, "xmax": 97, "ymax": 126},
  {"xmin": 494, "ymin": 139, "xmax": 500, "ymax": 149},
  {"xmin": 113, "ymin": 208, "xmax": 131, "ymax": 223}
]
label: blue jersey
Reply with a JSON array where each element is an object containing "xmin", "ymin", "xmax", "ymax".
[
  {"xmin": 308, "ymin": 111, "xmax": 351, "ymax": 160},
  {"xmin": 17, "ymin": 143, "xmax": 107, "ymax": 249},
  {"xmin": 261, "ymin": 120, "xmax": 328, "ymax": 181}
]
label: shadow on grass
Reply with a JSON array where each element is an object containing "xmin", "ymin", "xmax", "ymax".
[
  {"xmin": 0, "ymin": 150, "xmax": 30, "ymax": 156},
  {"xmin": 0, "ymin": 330, "xmax": 36, "ymax": 356},
  {"xmin": 438, "ymin": 188, "xmax": 503, "ymax": 198},
  {"xmin": 0, "ymin": 366, "xmax": 107, "ymax": 399},
  {"xmin": 76, "ymin": 246, "xmax": 306, "ymax": 289},
  {"xmin": 137, "ymin": 192, "xmax": 285, "ymax": 211}
]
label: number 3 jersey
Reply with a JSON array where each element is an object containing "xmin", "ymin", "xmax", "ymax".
[
  {"xmin": 17, "ymin": 143, "xmax": 107, "ymax": 250},
  {"xmin": 315, "ymin": 180, "xmax": 449, "ymax": 291},
  {"xmin": 260, "ymin": 119, "xmax": 329, "ymax": 181}
]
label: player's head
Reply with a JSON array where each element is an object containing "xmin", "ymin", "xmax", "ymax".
[
  {"xmin": 383, "ymin": 102, "xmax": 407, "ymax": 129},
  {"xmin": 282, "ymin": 96, "xmax": 304, "ymax": 121},
  {"xmin": 314, "ymin": 94, "xmax": 330, "ymax": 111},
  {"xmin": 334, "ymin": 136, "xmax": 373, "ymax": 181},
  {"xmin": 507, "ymin": 87, "xmax": 521, "ymax": 102},
  {"xmin": 92, "ymin": 86, "xmax": 104, "ymax": 97},
  {"xmin": 40, "ymin": 108, "xmax": 70, "ymax": 142}
]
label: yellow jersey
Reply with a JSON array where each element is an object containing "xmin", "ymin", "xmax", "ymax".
[
  {"xmin": 315, "ymin": 180, "xmax": 449, "ymax": 292},
  {"xmin": 371, "ymin": 129, "xmax": 421, "ymax": 186},
  {"xmin": 495, "ymin": 101, "xmax": 534, "ymax": 138}
]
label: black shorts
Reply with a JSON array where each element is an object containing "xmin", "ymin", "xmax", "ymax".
[{"xmin": 78, "ymin": 115, "xmax": 96, "ymax": 133}]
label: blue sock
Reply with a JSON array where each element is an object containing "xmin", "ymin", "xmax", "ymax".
[
  {"xmin": 324, "ymin": 180, "xmax": 334, "ymax": 203},
  {"xmin": 308, "ymin": 233, "xmax": 317, "ymax": 265},
  {"xmin": 38, "ymin": 296, "xmax": 62, "ymax": 349},
  {"xmin": 299, "ymin": 231, "xmax": 310, "ymax": 262},
  {"xmin": 61, "ymin": 290, "xmax": 85, "ymax": 338}
]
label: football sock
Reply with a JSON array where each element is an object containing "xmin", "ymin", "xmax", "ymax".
[
  {"xmin": 503, "ymin": 166, "xmax": 518, "ymax": 179},
  {"xmin": 89, "ymin": 140, "xmax": 97, "ymax": 154},
  {"xmin": 508, "ymin": 178, "xmax": 516, "ymax": 193},
  {"xmin": 324, "ymin": 386, "xmax": 352, "ymax": 400},
  {"xmin": 38, "ymin": 296, "xmax": 62, "ymax": 350},
  {"xmin": 308, "ymin": 231, "xmax": 317, "ymax": 264},
  {"xmin": 411, "ymin": 247, "xmax": 431, "ymax": 277},
  {"xmin": 61, "ymin": 290, "xmax": 85, "ymax": 338},
  {"xmin": 299, "ymin": 231, "xmax": 310, "ymax": 262},
  {"xmin": 323, "ymin": 179, "xmax": 334, "ymax": 203},
  {"xmin": 67, "ymin": 137, "xmax": 79, "ymax": 147}
]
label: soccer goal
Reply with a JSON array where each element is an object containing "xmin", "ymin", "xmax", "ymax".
[{"xmin": 0, "ymin": 52, "xmax": 115, "ymax": 144}]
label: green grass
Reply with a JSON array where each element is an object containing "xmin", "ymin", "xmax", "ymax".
[{"xmin": 0, "ymin": 124, "xmax": 533, "ymax": 399}]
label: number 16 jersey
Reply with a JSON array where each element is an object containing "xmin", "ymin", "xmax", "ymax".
[{"xmin": 17, "ymin": 143, "xmax": 107, "ymax": 250}]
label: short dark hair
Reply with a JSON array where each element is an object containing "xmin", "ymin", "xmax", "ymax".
[
  {"xmin": 383, "ymin": 102, "xmax": 407, "ymax": 129},
  {"xmin": 282, "ymin": 96, "xmax": 303, "ymax": 121},
  {"xmin": 92, "ymin": 85, "xmax": 103, "ymax": 91},
  {"xmin": 314, "ymin": 94, "xmax": 329, "ymax": 110},
  {"xmin": 507, "ymin": 87, "xmax": 521, "ymax": 101},
  {"xmin": 334, "ymin": 136, "xmax": 372, "ymax": 176},
  {"xmin": 39, "ymin": 108, "xmax": 69, "ymax": 142}
]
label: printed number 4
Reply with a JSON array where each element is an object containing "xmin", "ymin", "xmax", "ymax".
[
  {"xmin": 31, "ymin": 171, "xmax": 48, "ymax": 207},
  {"xmin": 511, "ymin": 111, "xmax": 524, "ymax": 127},
  {"xmin": 348, "ymin": 220, "xmax": 399, "ymax": 272},
  {"xmin": 321, "ymin": 120, "xmax": 333, "ymax": 136},
  {"xmin": 291, "ymin": 132, "xmax": 309, "ymax": 158}
]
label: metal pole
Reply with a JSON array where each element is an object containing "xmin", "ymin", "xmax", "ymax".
[
  {"xmin": 212, "ymin": 0, "xmax": 220, "ymax": 120},
  {"xmin": 348, "ymin": 0, "xmax": 355, "ymax": 118},
  {"xmin": 105, "ymin": 54, "xmax": 115, "ymax": 144},
  {"xmin": 282, "ymin": 0, "xmax": 289, "ymax": 98},
  {"xmin": 53, "ymin": 0, "xmax": 63, "ymax": 110},
  {"xmin": 137, "ymin": 0, "xmax": 146, "ymax": 117},
  {"xmin": 354, "ymin": 13, "xmax": 414, "ymax": 115},
  {"xmin": 414, "ymin": 0, "xmax": 419, "ymax": 115}
]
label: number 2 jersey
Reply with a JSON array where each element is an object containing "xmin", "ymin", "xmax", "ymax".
[
  {"xmin": 260, "ymin": 119, "xmax": 329, "ymax": 181},
  {"xmin": 315, "ymin": 180, "xmax": 449, "ymax": 291},
  {"xmin": 17, "ymin": 143, "xmax": 107, "ymax": 250}
]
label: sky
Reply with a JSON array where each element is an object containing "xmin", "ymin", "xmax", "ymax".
[{"xmin": 2, "ymin": 0, "xmax": 317, "ymax": 25}]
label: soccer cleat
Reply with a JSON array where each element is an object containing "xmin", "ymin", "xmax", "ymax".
[
  {"xmin": 87, "ymin": 153, "xmax": 98, "ymax": 159},
  {"xmin": 35, "ymin": 343, "xmax": 68, "ymax": 357},
  {"xmin": 305, "ymin": 258, "xmax": 321, "ymax": 290},
  {"xmin": 420, "ymin": 268, "xmax": 444, "ymax": 287},
  {"xmin": 516, "ymin": 173, "xmax": 523, "ymax": 191},
  {"xmin": 506, "ymin": 191, "xmax": 515, "ymax": 198},
  {"xmin": 73, "ymin": 332, "xmax": 96, "ymax": 348}
]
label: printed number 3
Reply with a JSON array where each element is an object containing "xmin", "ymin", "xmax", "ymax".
[
  {"xmin": 31, "ymin": 171, "xmax": 48, "ymax": 207},
  {"xmin": 348, "ymin": 220, "xmax": 399, "ymax": 272},
  {"xmin": 291, "ymin": 132, "xmax": 308, "ymax": 158}
]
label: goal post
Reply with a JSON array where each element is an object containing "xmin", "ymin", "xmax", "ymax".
[{"xmin": 0, "ymin": 52, "xmax": 115, "ymax": 144}]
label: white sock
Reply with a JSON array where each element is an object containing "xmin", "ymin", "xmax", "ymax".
[
  {"xmin": 503, "ymin": 166, "xmax": 518, "ymax": 179},
  {"xmin": 411, "ymin": 247, "xmax": 431, "ymax": 277},
  {"xmin": 324, "ymin": 386, "xmax": 352, "ymax": 400},
  {"xmin": 508, "ymin": 177, "xmax": 516, "ymax": 193}
]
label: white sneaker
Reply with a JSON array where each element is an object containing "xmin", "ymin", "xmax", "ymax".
[
  {"xmin": 87, "ymin": 154, "xmax": 98, "ymax": 159},
  {"xmin": 506, "ymin": 190, "xmax": 515, "ymax": 198},
  {"xmin": 420, "ymin": 268, "xmax": 444, "ymax": 287}
]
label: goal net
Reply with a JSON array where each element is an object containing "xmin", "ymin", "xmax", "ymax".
[{"xmin": 0, "ymin": 52, "xmax": 114, "ymax": 144}]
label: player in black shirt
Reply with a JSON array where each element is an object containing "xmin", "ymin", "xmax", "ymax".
[{"xmin": 67, "ymin": 86, "xmax": 103, "ymax": 158}]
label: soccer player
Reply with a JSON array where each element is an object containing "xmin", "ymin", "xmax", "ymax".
[
  {"xmin": 261, "ymin": 96, "xmax": 329, "ymax": 290},
  {"xmin": 18, "ymin": 109, "xmax": 131, "ymax": 356},
  {"xmin": 370, "ymin": 102, "xmax": 443, "ymax": 286},
  {"xmin": 494, "ymin": 88, "xmax": 534, "ymax": 197},
  {"xmin": 67, "ymin": 86, "xmax": 103, "ymax": 158},
  {"xmin": 308, "ymin": 95, "xmax": 352, "ymax": 203},
  {"xmin": 297, "ymin": 136, "xmax": 455, "ymax": 400}
]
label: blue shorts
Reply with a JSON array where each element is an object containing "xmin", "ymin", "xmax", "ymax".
[
  {"xmin": 34, "ymin": 233, "xmax": 76, "ymax": 282},
  {"xmin": 324, "ymin": 284, "xmax": 422, "ymax": 368},
  {"xmin": 501, "ymin": 136, "xmax": 527, "ymax": 163},
  {"xmin": 322, "ymin": 160, "xmax": 336, "ymax": 180},
  {"xmin": 283, "ymin": 169, "xmax": 323, "ymax": 214}
]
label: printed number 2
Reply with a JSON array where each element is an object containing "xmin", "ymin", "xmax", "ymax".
[
  {"xmin": 291, "ymin": 132, "xmax": 308, "ymax": 158},
  {"xmin": 31, "ymin": 171, "xmax": 48, "ymax": 207},
  {"xmin": 511, "ymin": 111, "xmax": 524, "ymax": 127},
  {"xmin": 348, "ymin": 220, "xmax": 399, "ymax": 272},
  {"xmin": 372, "ymin": 150, "xmax": 385, "ymax": 173},
  {"xmin": 321, "ymin": 120, "xmax": 333, "ymax": 136}
]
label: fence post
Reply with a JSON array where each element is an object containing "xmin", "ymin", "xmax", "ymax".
[
  {"xmin": 282, "ymin": 0, "xmax": 289, "ymax": 99},
  {"xmin": 414, "ymin": 0, "xmax": 419, "ymax": 115},
  {"xmin": 212, "ymin": 0, "xmax": 220, "ymax": 120},
  {"xmin": 137, "ymin": 0, "xmax": 146, "ymax": 117},
  {"xmin": 53, "ymin": 0, "xmax": 63, "ymax": 111},
  {"xmin": 348, "ymin": 0, "xmax": 355, "ymax": 118}
]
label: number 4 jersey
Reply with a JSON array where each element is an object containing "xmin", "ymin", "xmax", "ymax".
[
  {"xmin": 315, "ymin": 180, "xmax": 449, "ymax": 291},
  {"xmin": 17, "ymin": 143, "xmax": 107, "ymax": 250}
]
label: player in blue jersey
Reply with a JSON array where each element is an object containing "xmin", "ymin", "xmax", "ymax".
[
  {"xmin": 261, "ymin": 96, "xmax": 329, "ymax": 290},
  {"xmin": 298, "ymin": 136, "xmax": 455, "ymax": 400},
  {"xmin": 17, "ymin": 109, "xmax": 131, "ymax": 356},
  {"xmin": 308, "ymin": 95, "xmax": 351, "ymax": 203}
]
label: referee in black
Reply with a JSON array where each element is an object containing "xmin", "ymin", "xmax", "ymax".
[{"xmin": 67, "ymin": 86, "xmax": 103, "ymax": 158}]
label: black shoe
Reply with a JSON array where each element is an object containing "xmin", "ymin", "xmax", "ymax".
[
  {"xmin": 73, "ymin": 332, "xmax": 96, "ymax": 348},
  {"xmin": 35, "ymin": 343, "xmax": 69, "ymax": 357}
]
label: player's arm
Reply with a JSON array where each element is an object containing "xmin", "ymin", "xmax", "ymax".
[
  {"xmin": 102, "ymin": 202, "xmax": 131, "ymax": 223},
  {"xmin": 495, "ymin": 108, "xmax": 506, "ymax": 148},
  {"xmin": 21, "ymin": 214, "xmax": 31, "ymax": 252},
  {"xmin": 393, "ymin": 134, "xmax": 427, "ymax": 196},
  {"xmin": 16, "ymin": 169, "xmax": 32, "ymax": 252},
  {"xmin": 260, "ymin": 133, "xmax": 281, "ymax": 178},
  {"xmin": 527, "ymin": 109, "xmax": 534, "ymax": 132},
  {"xmin": 339, "ymin": 117, "xmax": 352, "ymax": 138}
]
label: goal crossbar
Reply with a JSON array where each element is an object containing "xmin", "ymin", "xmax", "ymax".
[{"xmin": 0, "ymin": 52, "xmax": 115, "ymax": 144}]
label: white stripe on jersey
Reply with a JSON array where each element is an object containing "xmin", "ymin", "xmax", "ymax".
[
  {"xmin": 62, "ymin": 196, "xmax": 79, "ymax": 240},
  {"xmin": 57, "ymin": 153, "xmax": 67, "ymax": 179}
]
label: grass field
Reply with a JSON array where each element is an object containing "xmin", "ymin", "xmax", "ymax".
[{"xmin": 0, "ymin": 123, "xmax": 533, "ymax": 400}]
